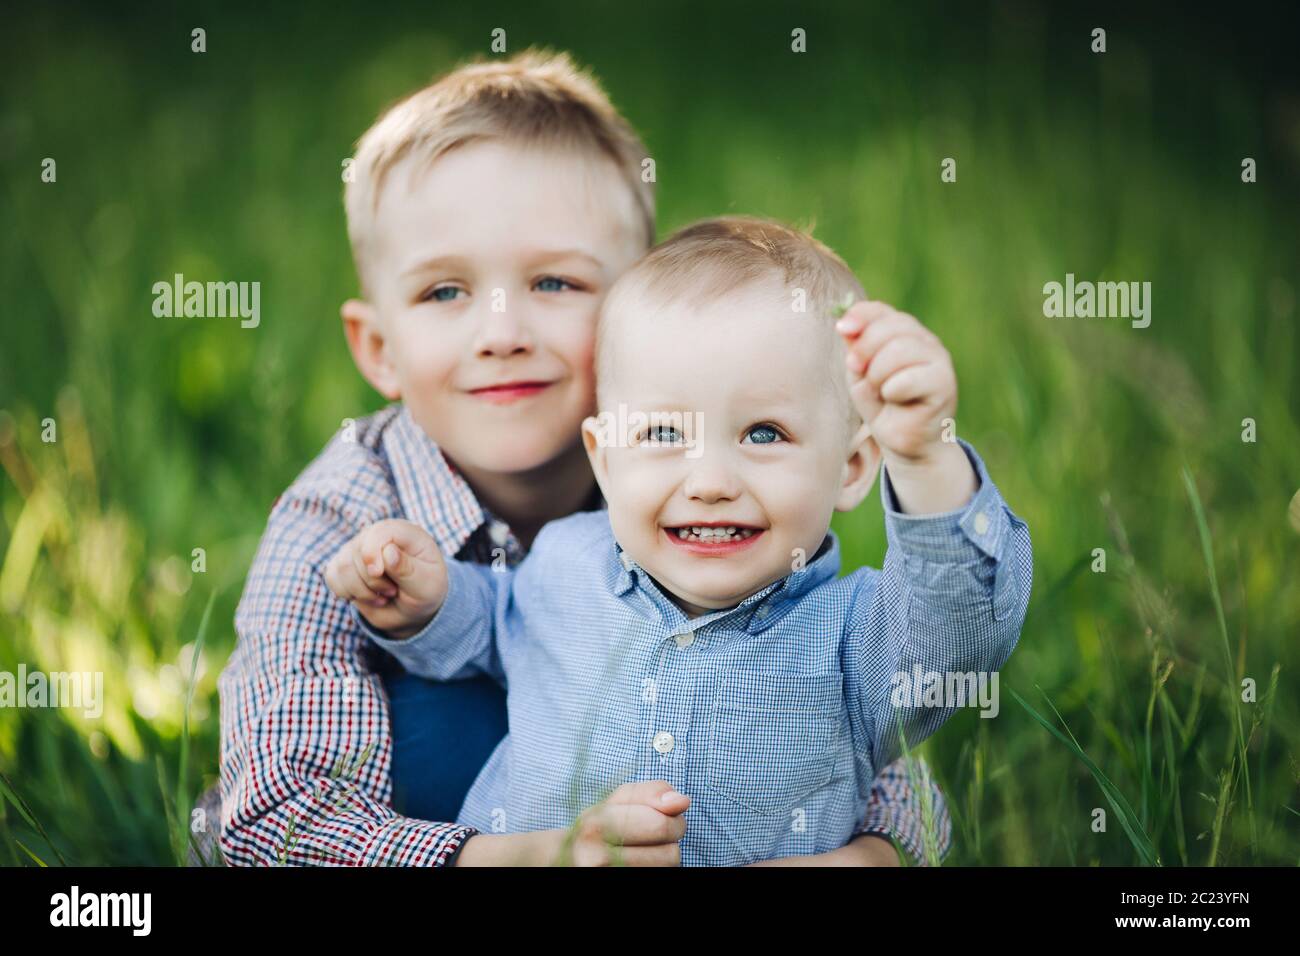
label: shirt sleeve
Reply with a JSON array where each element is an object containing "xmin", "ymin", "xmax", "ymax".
[
  {"xmin": 853, "ymin": 757, "xmax": 954, "ymax": 865},
  {"xmin": 841, "ymin": 439, "xmax": 1032, "ymax": 800},
  {"xmin": 360, "ymin": 558, "xmax": 512, "ymax": 686},
  {"xmin": 217, "ymin": 491, "xmax": 478, "ymax": 866}
]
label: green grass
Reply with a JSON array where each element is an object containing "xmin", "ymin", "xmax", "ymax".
[{"xmin": 1, "ymin": 1, "xmax": 1297, "ymax": 865}]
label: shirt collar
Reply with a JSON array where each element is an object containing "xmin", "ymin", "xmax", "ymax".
[
  {"xmin": 384, "ymin": 404, "xmax": 488, "ymax": 559},
  {"xmin": 610, "ymin": 527, "xmax": 842, "ymax": 633},
  {"xmin": 384, "ymin": 403, "xmax": 608, "ymax": 560}
]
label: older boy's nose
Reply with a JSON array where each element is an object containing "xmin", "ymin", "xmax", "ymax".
[{"xmin": 473, "ymin": 303, "xmax": 535, "ymax": 357}]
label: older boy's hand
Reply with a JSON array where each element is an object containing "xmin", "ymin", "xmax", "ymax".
[
  {"xmin": 323, "ymin": 518, "xmax": 447, "ymax": 639},
  {"xmin": 835, "ymin": 300, "xmax": 977, "ymax": 514}
]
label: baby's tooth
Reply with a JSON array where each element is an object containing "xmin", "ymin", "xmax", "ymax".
[{"xmin": 726, "ymin": 526, "xmax": 736, "ymax": 535}]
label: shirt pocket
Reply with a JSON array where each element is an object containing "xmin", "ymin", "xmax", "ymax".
[{"xmin": 706, "ymin": 671, "xmax": 843, "ymax": 816}]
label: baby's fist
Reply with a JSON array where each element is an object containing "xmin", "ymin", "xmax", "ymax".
[
  {"xmin": 324, "ymin": 518, "xmax": 447, "ymax": 639},
  {"xmin": 834, "ymin": 300, "xmax": 958, "ymax": 464}
]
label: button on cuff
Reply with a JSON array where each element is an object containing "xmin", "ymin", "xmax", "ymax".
[{"xmin": 881, "ymin": 439, "xmax": 1008, "ymax": 563}]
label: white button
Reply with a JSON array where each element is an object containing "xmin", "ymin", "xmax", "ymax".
[
  {"xmin": 489, "ymin": 521, "xmax": 510, "ymax": 546},
  {"xmin": 755, "ymin": 605, "xmax": 770, "ymax": 619},
  {"xmin": 973, "ymin": 512, "xmax": 991, "ymax": 536},
  {"xmin": 674, "ymin": 631, "xmax": 695, "ymax": 649},
  {"xmin": 619, "ymin": 551, "xmax": 634, "ymax": 571},
  {"xmin": 652, "ymin": 731, "xmax": 674, "ymax": 754}
]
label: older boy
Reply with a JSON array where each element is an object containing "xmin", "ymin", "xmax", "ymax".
[
  {"xmin": 219, "ymin": 52, "xmax": 950, "ymax": 866},
  {"xmin": 326, "ymin": 217, "xmax": 1032, "ymax": 865}
]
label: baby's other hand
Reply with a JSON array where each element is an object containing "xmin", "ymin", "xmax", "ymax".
[
  {"xmin": 568, "ymin": 781, "xmax": 690, "ymax": 866},
  {"xmin": 324, "ymin": 518, "xmax": 447, "ymax": 639}
]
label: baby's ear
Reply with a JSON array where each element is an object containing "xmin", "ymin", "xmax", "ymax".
[
  {"xmin": 835, "ymin": 423, "xmax": 881, "ymax": 512},
  {"xmin": 342, "ymin": 298, "xmax": 401, "ymax": 400},
  {"xmin": 581, "ymin": 414, "xmax": 613, "ymax": 498}
]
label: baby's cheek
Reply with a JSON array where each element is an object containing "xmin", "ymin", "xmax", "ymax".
[
  {"xmin": 606, "ymin": 454, "xmax": 657, "ymax": 502},
  {"xmin": 771, "ymin": 473, "xmax": 838, "ymax": 548}
]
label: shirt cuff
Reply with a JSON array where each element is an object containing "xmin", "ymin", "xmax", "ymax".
[
  {"xmin": 360, "ymin": 815, "xmax": 479, "ymax": 867},
  {"xmin": 854, "ymin": 763, "xmax": 954, "ymax": 865},
  {"xmin": 352, "ymin": 558, "xmax": 484, "ymax": 659},
  {"xmin": 880, "ymin": 438, "xmax": 1011, "ymax": 565}
]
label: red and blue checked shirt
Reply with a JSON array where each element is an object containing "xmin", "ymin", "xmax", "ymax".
[{"xmin": 217, "ymin": 403, "xmax": 953, "ymax": 865}]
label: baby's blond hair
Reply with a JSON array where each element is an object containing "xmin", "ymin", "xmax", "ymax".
[
  {"xmin": 345, "ymin": 49, "xmax": 655, "ymax": 293},
  {"xmin": 597, "ymin": 216, "xmax": 866, "ymax": 438}
]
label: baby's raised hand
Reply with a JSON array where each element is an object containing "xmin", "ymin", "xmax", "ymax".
[
  {"xmin": 324, "ymin": 518, "xmax": 447, "ymax": 638},
  {"xmin": 835, "ymin": 300, "xmax": 977, "ymax": 513},
  {"xmin": 835, "ymin": 300, "xmax": 957, "ymax": 461}
]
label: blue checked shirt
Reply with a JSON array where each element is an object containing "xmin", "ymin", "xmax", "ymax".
[
  {"xmin": 219, "ymin": 404, "xmax": 955, "ymax": 866},
  {"xmin": 367, "ymin": 437, "xmax": 1032, "ymax": 866}
]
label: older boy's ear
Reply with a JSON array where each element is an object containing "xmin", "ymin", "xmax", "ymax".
[
  {"xmin": 835, "ymin": 423, "xmax": 882, "ymax": 512},
  {"xmin": 581, "ymin": 415, "xmax": 613, "ymax": 499},
  {"xmin": 342, "ymin": 299, "xmax": 401, "ymax": 400}
]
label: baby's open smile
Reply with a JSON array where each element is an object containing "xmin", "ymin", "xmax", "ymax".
[{"xmin": 662, "ymin": 521, "xmax": 766, "ymax": 554}]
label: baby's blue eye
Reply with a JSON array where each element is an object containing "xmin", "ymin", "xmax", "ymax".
[
  {"xmin": 645, "ymin": 425, "xmax": 683, "ymax": 444},
  {"xmin": 744, "ymin": 424, "xmax": 783, "ymax": 445},
  {"xmin": 534, "ymin": 276, "xmax": 575, "ymax": 293},
  {"xmin": 423, "ymin": 285, "xmax": 463, "ymax": 302}
]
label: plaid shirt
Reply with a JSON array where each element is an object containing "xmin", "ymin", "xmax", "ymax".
[{"xmin": 218, "ymin": 403, "xmax": 957, "ymax": 865}]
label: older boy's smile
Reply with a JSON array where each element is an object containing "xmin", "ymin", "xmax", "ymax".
[{"xmin": 466, "ymin": 379, "xmax": 556, "ymax": 404}]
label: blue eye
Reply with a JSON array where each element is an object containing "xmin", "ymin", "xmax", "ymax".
[
  {"xmin": 534, "ymin": 276, "xmax": 576, "ymax": 293},
  {"xmin": 744, "ymin": 424, "xmax": 783, "ymax": 445},
  {"xmin": 644, "ymin": 425, "xmax": 683, "ymax": 445},
  {"xmin": 422, "ymin": 285, "xmax": 464, "ymax": 303}
]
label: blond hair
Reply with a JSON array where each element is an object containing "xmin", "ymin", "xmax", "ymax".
[
  {"xmin": 597, "ymin": 216, "xmax": 866, "ymax": 435},
  {"xmin": 345, "ymin": 49, "xmax": 655, "ymax": 292}
]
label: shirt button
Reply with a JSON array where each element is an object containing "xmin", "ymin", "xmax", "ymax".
[
  {"xmin": 674, "ymin": 631, "xmax": 695, "ymax": 649},
  {"xmin": 619, "ymin": 550, "xmax": 634, "ymax": 571},
  {"xmin": 488, "ymin": 521, "xmax": 510, "ymax": 546},
  {"xmin": 652, "ymin": 731, "xmax": 674, "ymax": 754},
  {"xmin": 973, "ymin": 512, "xmax": 991, "ymax": 536},
  {"xmin": 755, "ymin": 605, "xmax": 771, "ymax": 619}
]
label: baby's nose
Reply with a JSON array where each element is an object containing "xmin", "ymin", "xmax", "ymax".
[{"xmin": 682, "ymin": 458, "xmax": 741, "ymax": 502}]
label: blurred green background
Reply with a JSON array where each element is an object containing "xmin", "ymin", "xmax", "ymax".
[{"xmin": 1, "ymin": 0, "xmax": 1297, "ymax": 865}]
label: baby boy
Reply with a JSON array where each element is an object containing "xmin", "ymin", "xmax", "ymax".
[{"xmin": 325, "ymin": 216, "xmax": 1032, "ymax": 866}]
